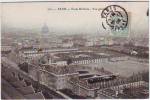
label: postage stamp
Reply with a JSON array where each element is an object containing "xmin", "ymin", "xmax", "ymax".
[{"xmin": 101, "ymin": 5, "xmax": 129, "ymax": 37}]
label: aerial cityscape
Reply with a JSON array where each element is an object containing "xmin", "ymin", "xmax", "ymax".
[{"xmin": 1, "ymin": 1, "xmax": 149, "ymax": 99}]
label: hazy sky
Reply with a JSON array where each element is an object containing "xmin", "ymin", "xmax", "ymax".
[{"xmin": 1, "ymin": 2, "xmax": 149, "ymax": 37}]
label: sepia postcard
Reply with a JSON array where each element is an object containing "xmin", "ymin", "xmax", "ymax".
[{"xmin": 1, "ymin": 0, "xmax": 149, "ymax": 99}]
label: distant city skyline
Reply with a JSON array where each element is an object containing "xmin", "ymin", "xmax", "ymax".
[{"xmin": 2, "ymin": 2, "xmax": 149, "ymax": 37}]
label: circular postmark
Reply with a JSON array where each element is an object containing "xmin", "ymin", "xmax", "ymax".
[{"xmin": 101, "ymin": 5, "xmax": 128, "ymax": 31}]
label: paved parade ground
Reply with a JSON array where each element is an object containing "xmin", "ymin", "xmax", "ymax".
[{"xmin": 86, "ymin": 59, "xmax": 148, "ymax": 77}]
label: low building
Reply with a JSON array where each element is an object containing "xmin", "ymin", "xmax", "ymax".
[
  {"xmin": 1, "ymin": 46, "xmax": 12, "ymax": 56},
  {"xmin": 27, "ymin": 64, "xmax": 79, "ymax": 90},
  {"xmin": 18, "ymin": 47, "xmax": 79, "ymax": 63},
  {"xmin": 43, "ymin": 51, "xmax": 129, "ymax": 65}
]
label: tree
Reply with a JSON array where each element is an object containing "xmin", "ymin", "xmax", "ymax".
[
  {"xmin": 101, "ymin": 67, "xmax": 104, "ymax": 72},
  {"xmin": 67, "ymin": 58, "xmax": 73, "ymax": 65},
  {"xmin": 40, "ymin": 59, "xmax": 47, "ymax": 64},
  {"xmin": 19, "ymin": 62, "xmax": 29, "ymax": 73}
]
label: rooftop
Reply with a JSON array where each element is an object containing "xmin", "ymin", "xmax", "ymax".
[{"xmin": 41, "ymin": 64, "xmax": 79, "ymax": 75}]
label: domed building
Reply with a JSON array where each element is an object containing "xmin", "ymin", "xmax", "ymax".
[{"xmin": 41, "ymin": 23, "xmax": 49, "ymax": 34}]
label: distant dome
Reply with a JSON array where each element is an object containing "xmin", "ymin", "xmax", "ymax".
[{"xmin": 41, "ymin": 24, "xmax": 49, "ymax": 34}]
